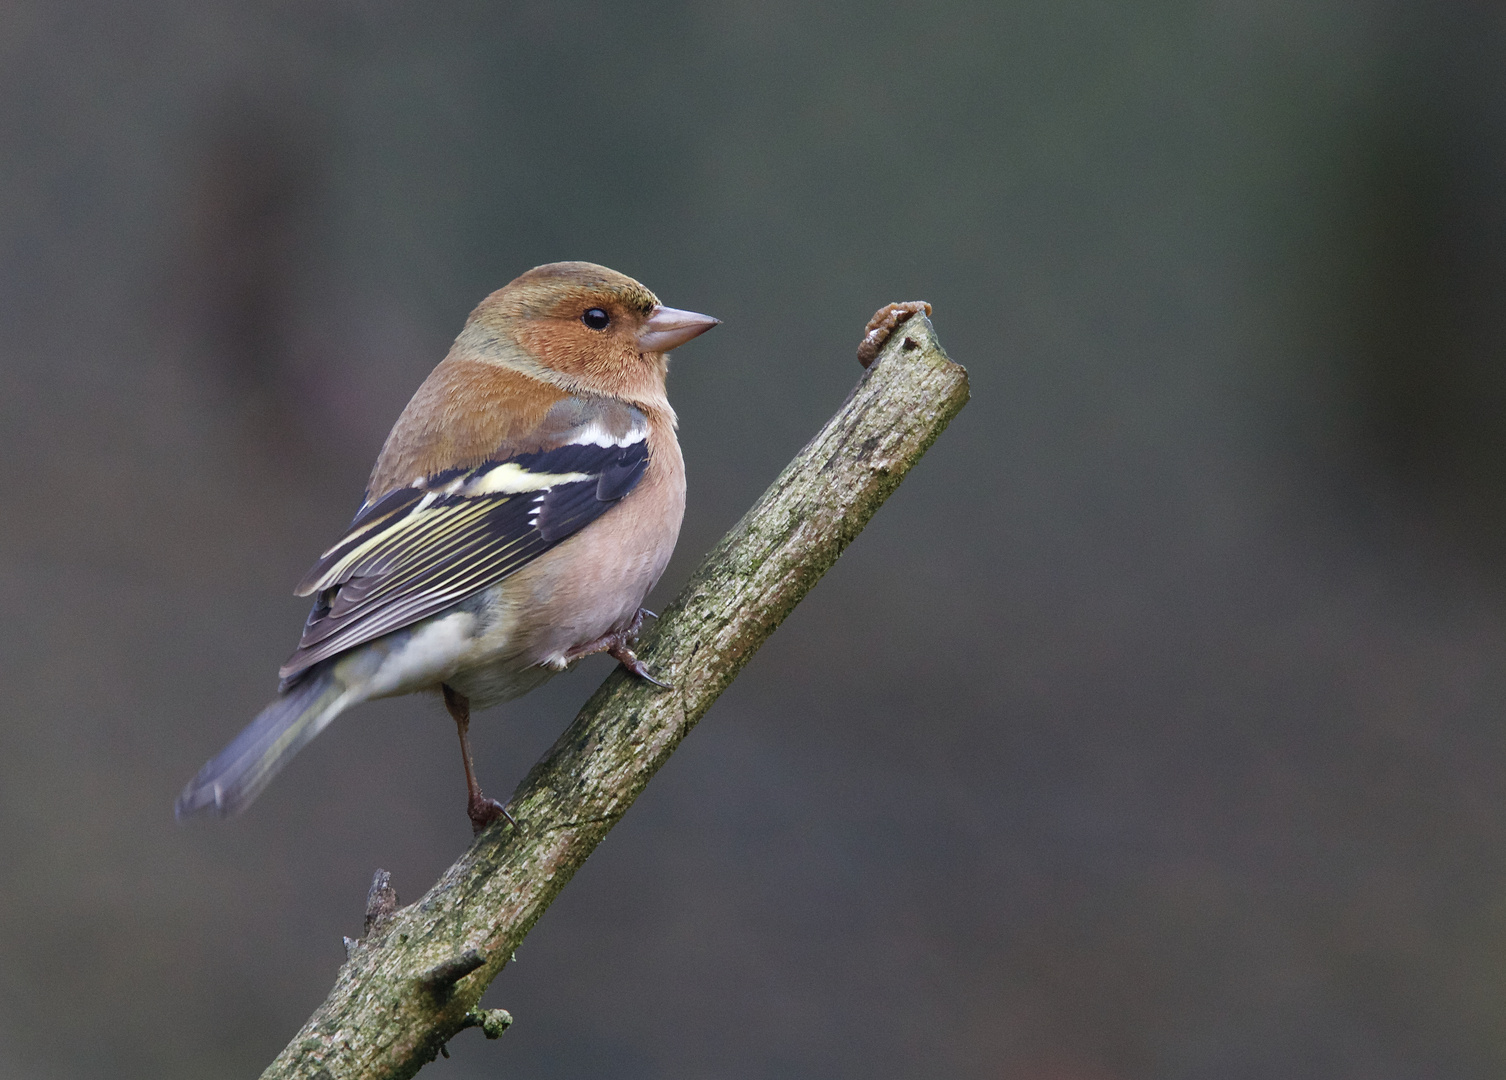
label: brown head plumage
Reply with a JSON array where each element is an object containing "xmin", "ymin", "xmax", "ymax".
[
  {"xmin": 456, "ymin": 262, "xmax": 717, "ymax": 405},
  {"xmin": 365, "ymin": 262, "xmax": 717, "ymax": 499}
]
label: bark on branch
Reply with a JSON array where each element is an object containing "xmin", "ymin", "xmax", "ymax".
[{"xmin": 260, "ymin": 309, "xmax": 970, "ymax": 1078}]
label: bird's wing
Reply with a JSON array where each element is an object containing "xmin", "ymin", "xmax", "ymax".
[{"xmin": 278, "ymin": 397, "xmax": 650, "ymax": 685}]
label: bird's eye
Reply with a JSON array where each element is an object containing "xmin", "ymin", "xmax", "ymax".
[{"xmin": 582, "ymin": 308, "xmax": 610, "ymax": 330}]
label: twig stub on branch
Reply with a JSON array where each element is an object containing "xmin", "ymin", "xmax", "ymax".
[{"xmin": 364, "ymin": 870, "xmax": 398, "ymax": 936}]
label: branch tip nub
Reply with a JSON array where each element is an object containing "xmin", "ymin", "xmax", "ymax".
[{"xmin": 856, "ymin": 301, "xmax": 932, "ymax": 367}]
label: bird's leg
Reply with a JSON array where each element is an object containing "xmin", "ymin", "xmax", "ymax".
[
  {"xmin": 441, "ymin": 683, "xmax": 515, "ymax": 835},
  {"xmin": 564, "ymin": 608, "xmax": 671, "ymax": 688}
]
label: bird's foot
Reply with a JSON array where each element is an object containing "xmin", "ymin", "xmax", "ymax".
[
  {"xmin": 566, "ymin": 609, "xmax": 670, "ymax": 688},
  {"xmin": 607, "ymin": 640, "xmax": 671, "ymax": 688},
  {"xmin": 468, "ymin": 794, "xmax": 517, "ymax": 836}
]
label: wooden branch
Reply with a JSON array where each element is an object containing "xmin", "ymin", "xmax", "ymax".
[{"xmin": 260, "ymin": 308, "xmax": 970, "ymax": 1079}]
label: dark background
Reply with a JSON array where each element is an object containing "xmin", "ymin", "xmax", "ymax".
[{"xmin": 5, "ymin": 1, "xmax": 1506, "ymax": 1076}]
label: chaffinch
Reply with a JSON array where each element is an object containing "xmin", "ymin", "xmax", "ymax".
[{"xmin": 176, "ymin": 262, "xmax": 718, "ymax": 832}]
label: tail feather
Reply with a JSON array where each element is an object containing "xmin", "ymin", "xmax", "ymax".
[{"xmin": 175, "ymin": 667, "xmax": 352, "ymax": 819}]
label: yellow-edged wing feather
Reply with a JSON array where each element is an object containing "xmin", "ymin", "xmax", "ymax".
[{"xmin": 278, "ymin": 398, "xmax": 649, "ymax": 685}]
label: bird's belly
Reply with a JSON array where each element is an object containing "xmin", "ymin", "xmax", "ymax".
[
  {"xmin": 437, "ymin": 575, "xmax": 633, "ymax": 711},
  {"xmin": 446, "ymin": 503, "xmax": 679, "ymax": 708},
  {"xmin": 349, "ymin": 597, "xmax": 549, "ymax": 709},
  {"xmin": 442, "ymin": 654, "xmax": 556, "ymax": 710}
]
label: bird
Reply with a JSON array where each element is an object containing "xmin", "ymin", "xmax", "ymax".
[{"xmin": 175, "ymin": 262, "xmax": 719, "ymax": 833}]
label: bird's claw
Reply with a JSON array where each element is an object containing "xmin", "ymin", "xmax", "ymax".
[
  {"xmin": 469, "ymin": 795, "xmax": 516, "ymax": 836},
  {"xmin": 607, "ymin": 641, "xmax": 672, "ymax": 689}
]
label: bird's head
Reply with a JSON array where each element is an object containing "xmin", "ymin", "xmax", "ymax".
[{"xmin": 457, "ymin": 262, "xmax": 719, "ymax": 407}]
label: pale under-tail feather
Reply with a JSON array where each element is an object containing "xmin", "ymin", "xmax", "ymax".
[{"xmin": 175, "ymin": 666, "xmax": 353, "ymax": 819}]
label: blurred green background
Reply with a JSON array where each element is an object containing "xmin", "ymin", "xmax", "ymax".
[{"xmin": 5, "ymin": 1, "xmax": 1506, "ymax": 1076}]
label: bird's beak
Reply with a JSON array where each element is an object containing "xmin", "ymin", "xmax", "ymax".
[{"xmin": 637, "ymin": 305, "xmax": 720, "ymax": 353}]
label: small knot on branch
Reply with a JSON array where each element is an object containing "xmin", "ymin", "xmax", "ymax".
[
  {"xmin": 417, "ymin": 948, "xmax": 486, "ymax": 994},
  {"xmin": 857, "ymin": 301, "xmax": 932, "ymax": 367}
]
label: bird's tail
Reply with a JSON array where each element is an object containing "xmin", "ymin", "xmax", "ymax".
[{"xmin": 175, "ymin": 665, "xmax": 353, "ymax": 820}]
